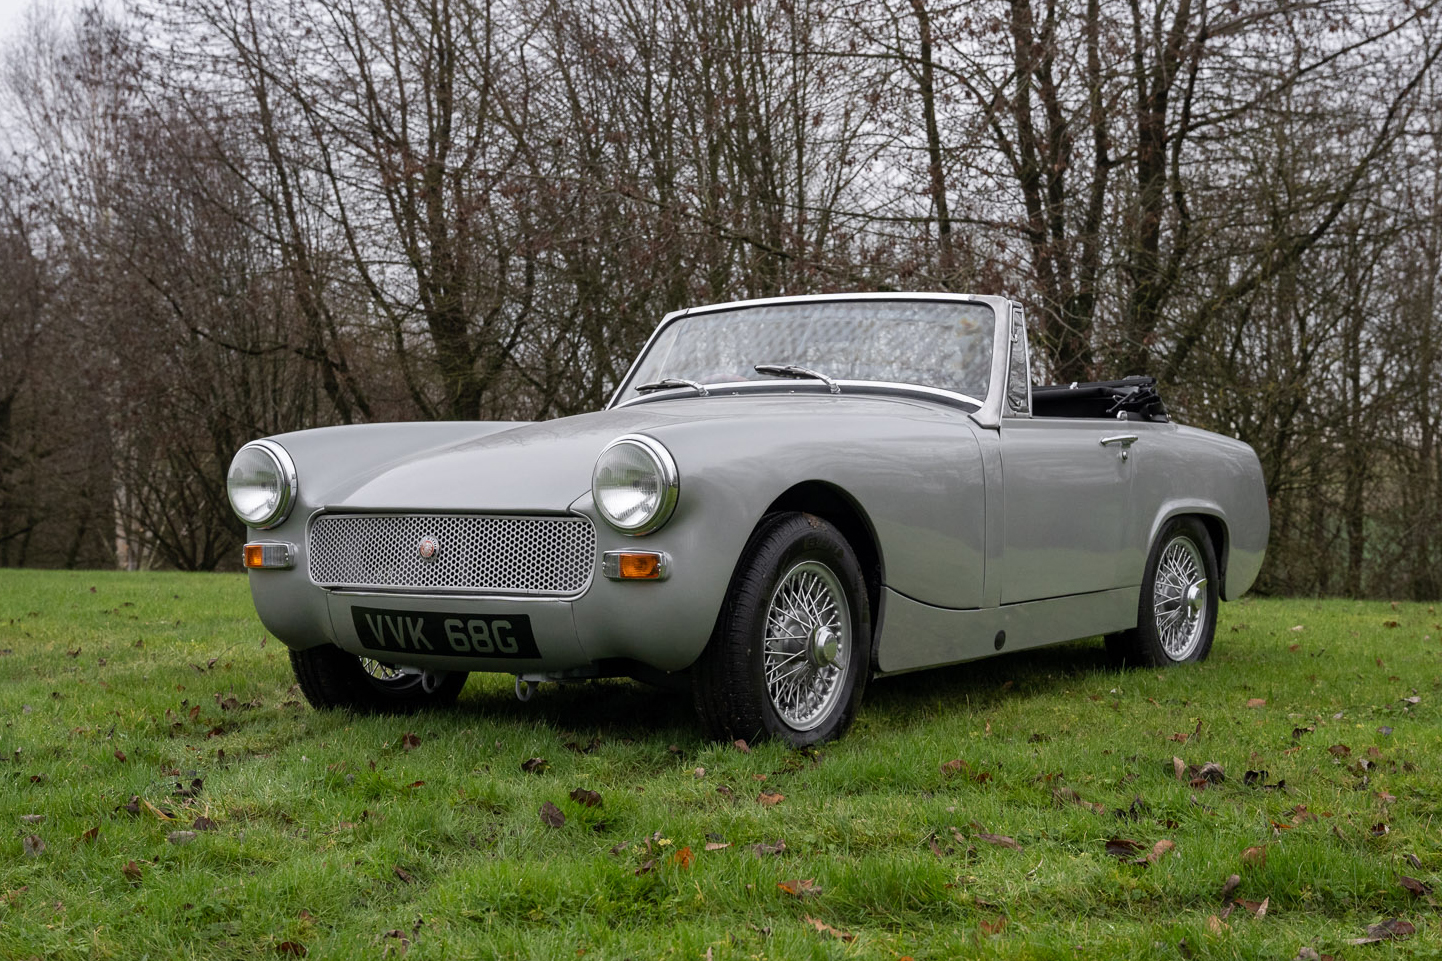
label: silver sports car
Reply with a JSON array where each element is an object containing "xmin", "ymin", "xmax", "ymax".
[{"xmin": 227, "ymin": 293, "xmax": 1268, "ymax": 745}]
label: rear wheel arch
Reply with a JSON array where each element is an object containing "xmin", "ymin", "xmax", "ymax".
[{"xmin": 1148, "ymin": 508, "xmax": 1229, "ymax": 598}]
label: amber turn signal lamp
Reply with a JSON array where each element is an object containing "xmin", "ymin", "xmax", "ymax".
[
  {"xmin": 243, "ymin": 542, "xmax": 294, "ymax": 570},
  {"xmin": 601, "ymin": 550, "xmax": 670, "ymax": 581},
  {"xmin": 619, "ymin": 553, "xmax": 662, "ymax": 578}
]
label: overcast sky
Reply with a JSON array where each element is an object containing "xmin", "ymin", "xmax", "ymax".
[{"xmin": 0, "ymin": 0, "xmax": 78, "ymax": 46}]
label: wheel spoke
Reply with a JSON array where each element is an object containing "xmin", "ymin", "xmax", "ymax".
[
  {"xmin": 1152, "ymin": 535, "xmax": 1208, "ymax": 660},
  {"xmin": 763, "ymin": 560, "xmax": 852, "ymax": 731}
]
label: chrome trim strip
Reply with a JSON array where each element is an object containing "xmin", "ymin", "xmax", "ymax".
[{"xmin": 614, "ymin": 379, "xmax": 984, "ymax": 411}]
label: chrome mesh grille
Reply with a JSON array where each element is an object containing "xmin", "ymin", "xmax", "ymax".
[{"xmin": 308, "ymin": 513, "xmax": 596, "ymax": 595}]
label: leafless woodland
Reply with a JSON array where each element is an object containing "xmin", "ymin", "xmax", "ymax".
[{"xmin": 0, "ymin": 0, "xmax": 1439, "ymax": 598}]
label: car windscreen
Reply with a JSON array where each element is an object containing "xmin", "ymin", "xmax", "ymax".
[{"xmin": 619, "ymin": 300, "xmax": 996, "ymax": 401}]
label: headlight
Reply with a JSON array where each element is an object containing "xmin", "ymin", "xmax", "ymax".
[
  {"xmin": 227, "ymin": 440, "xmax": 298, "ymax": 529},
  {"xmin": 592, "ymin": 434, "xmax": 679, "ymax": 535}
]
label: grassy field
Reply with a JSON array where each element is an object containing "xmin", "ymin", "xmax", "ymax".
[{"xmin": 1, "ymin": 570, "xmax": 1439, "ymax": 960}]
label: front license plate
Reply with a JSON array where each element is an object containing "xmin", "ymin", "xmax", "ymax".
[{"xmin": 351, "ymin": 606, "xmax": 540, "ymax": 659}]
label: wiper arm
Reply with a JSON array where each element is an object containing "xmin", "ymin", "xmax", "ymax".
[
  {"xmin": 754, "ymin": 363, "xmax": 840, "ymax": 394},
  {"xmin": 634, "ymin": 377, "xmax": 709, "ymax": 396}
]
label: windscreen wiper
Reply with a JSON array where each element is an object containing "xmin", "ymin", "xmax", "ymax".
[
  {"xmin": 633, "ymin": 377, "xmax": 709, "ymax": 396},
  {"xmin": 754, "ymin": 364, "xmax": 840, "ymax": 394}
]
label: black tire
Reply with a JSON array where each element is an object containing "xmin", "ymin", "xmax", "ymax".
[
  {"xmin": 289, "ymin": 644, "xmax": 468, "ymax": 714},
  {"xmin": 692, "ymin": 512, "xmax": 871, "ymax": 747},
  {"xmin": 1107, "ymin": 516, "xmax": 1219, "ymax": 668}
]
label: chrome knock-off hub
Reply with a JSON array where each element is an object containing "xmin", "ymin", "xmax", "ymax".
[{"xmin": 809, "ymin": 625, "xmax": 839, "ymax": 668}]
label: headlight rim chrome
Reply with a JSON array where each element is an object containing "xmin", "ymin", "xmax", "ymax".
[
  {"xmin": 227, "ymin": 439, "xmax": 298, "ymax": 530},
  {"xmin": 592, "ymin": 433, "xmax": 680, "ymax": 536}
]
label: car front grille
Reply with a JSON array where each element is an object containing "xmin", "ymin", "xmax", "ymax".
[{"xmin": 308, "ymin": 513, "xmax": 596, "ymax": 596}]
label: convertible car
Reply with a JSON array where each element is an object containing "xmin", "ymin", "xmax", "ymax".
[{"xmin": 227, "ymin": 293, "xmax": 1268, "ymax": 745}]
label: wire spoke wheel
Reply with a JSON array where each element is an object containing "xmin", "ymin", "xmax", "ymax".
[
  {"xmin": 1152, "ymin": 535, "xmax": 1208, "ymax": 660},
  {"xmin": 762, "ymin": 560, "xmax": 852, "ymax": 731},
  {"xmin": 358, "ymin": 657, "xmax": 411, "ymax": 685}
]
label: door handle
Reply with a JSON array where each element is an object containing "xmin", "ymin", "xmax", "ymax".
[{"xmin": 1099, "ymin": 435, "xmax": 1138, "ymax": 448}]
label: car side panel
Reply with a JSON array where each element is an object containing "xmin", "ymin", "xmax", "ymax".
[
  {"xmin": 875, "ymin": 586, "xmax": 1139, "ymax": 674},
  {"xmin": 1128, "ymin": 424, "xmax": 1270, "ymax": 599}
]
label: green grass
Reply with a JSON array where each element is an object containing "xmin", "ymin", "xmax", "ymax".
[{"xmin": 1, "ymin": 570, "xmax": 1440, "ymax": 959}]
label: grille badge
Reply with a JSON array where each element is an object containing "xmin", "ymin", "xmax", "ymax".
[{"xmin": 417, "ymin": 536, "xmax": 440, "ymax": 559}]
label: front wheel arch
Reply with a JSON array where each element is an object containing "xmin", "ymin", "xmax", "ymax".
[{"xmin": 762, "ymin": 481, "xmax": 884, "ymax": 662}]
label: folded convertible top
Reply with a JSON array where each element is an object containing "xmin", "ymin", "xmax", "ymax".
[{"xmin": 1031, "ymin": 375, "xmax": 1170, "ymax": 422}]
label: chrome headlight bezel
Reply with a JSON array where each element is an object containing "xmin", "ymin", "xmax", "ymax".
[
  {"xmin": 591, "ymin": 434, "xmax": 679, "ymax": 535},
  {"xmin": 226, "ymin": 439, "xmax": 298, "ymax": 530}
]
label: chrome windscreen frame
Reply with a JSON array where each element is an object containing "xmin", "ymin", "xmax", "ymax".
[{"xmin": 605, "ymin": 292, "xmax": 1014, "ymax": 426}]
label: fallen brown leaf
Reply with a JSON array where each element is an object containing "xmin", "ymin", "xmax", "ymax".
[
  {"xmin": 634, "ymin": 859, "xmax": 655, "ymax": 876},
  {"xmin": 276, "ymin": 941, "xmax": 307, "ymax": 957},
  {"xmin": 1350, "ymin": 918, "xmax": 1414, "ymax": 944},
  {"xmin": 940, "ymin": 758, "xmax": 969, "ymax": 777},
  {"xmin": 1246, "ymin": 698, "xmax": 1267, "ymax": 708},
  {"xmin": 121, "ymin": 860, "xmax": 142, "ymax": 882},
  {"xmin": 777, "ymin": 878, "xmax": 821, "ymax": 899},
  {"xmin": 980, "ymin": 915, "xmax": 1007, "ymax": 936},
  {"xmin": 703, "ymin": 841, "xmax": 731, "ymax": 852},
  {"xmin": 21, "ymin": 835, "xmax": 44, "ymax": 857},
  {"xmin": 193, "ymin": 816, "xmax": 218, "ymax": 832},
  {"xmin": 80, "ymin": 826, "xmax": 99, "ymax": 844},
  {"xmin": 392, "ymin": 865, "xmax": 414, "ymax": 884},
  {"xmin": 757, "ymin": 791, "xmax": 785, "ymax": 806},
  {"xmin": 670, "ymin": 846, "xmax": 694, "ymax": 869},
  {"xmin": 1105, "ymin": 838, "xmax": 1143, "ymax": 859},
  {"xmin": 569, "ymin": 787, "xmax": 603, "ymax": 808},
  {"xmin": 753, "ymin": 840, "xmax": 786, "ymax": 857},
  {"xmin": 539, "ymin": 801, "xmax": 565, "ymax": 828},
  {"xmin": 1241, "ymin": 846, "xmax": 1267, "ymax": 867},
  {"xmin": 1399, "ymin": 876, "xmax": 1431, "ymax": 896},
  {"xmin": 1147, "ymin": 839, "xmax": 1176, "ymax": 864},
  {"xmin": 732, "ymin": 739, "xmax": 751, "ymax": 754},
  {"xmin": 114, "ymin": 750, "xmax": 127, "ymax": 763},
  {"xmin": 1052, "ymin": 786, "xmax": 1106, "ymax": 813},
  {"xmin": 1220, "ymin": 874, "xmax": 1241, "ymax": 901},
  {"xmin": 1328, "ymin": 744, "xmax": 1351, "ymax": 757},
  {"xmin": 976, "ymin": 833, "xmax": 1021, "ymax": 850},
  {"xmin": 1173, "ymin": 756, "xmax": 1187, "ymax": 781},
  {"xmin": 1236, "ymin": 897, "xmax": 1269, "ymax": 918},
  {"xmin": 803, "ymin": 915, "xmax": 853, "ymax": 942},
  {"xmin": 1206, "ymin": 915, "xmax": 1227, "ymax": 934},
  {"xmin": 520, "ymin": 757, "xmax": 548, "ymax": 773},
  {"xmin": 400, "ymin": 732, "xmax": 420, "ymax": 751}
]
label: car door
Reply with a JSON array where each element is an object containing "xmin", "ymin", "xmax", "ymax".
[{"xmin": 997, "ymin": 417, "xmax": 1134, "ymax": 603}]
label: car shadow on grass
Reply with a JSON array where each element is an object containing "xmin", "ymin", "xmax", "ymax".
[
  {"xmin": 455, "ymin": 675, "xmax": 699, "ymax": 742},
  {"xmin": 863, "ymin": 636, "xmax": 1118, "ymax": 725},
  {"xmin": 445, "ymin": 637, "xmax": 1119, "ymax": 742}
]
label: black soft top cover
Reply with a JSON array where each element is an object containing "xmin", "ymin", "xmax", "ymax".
[{"xmin": 1031, "ymin": 375, "xmax": 1170, "ymax": 422}]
